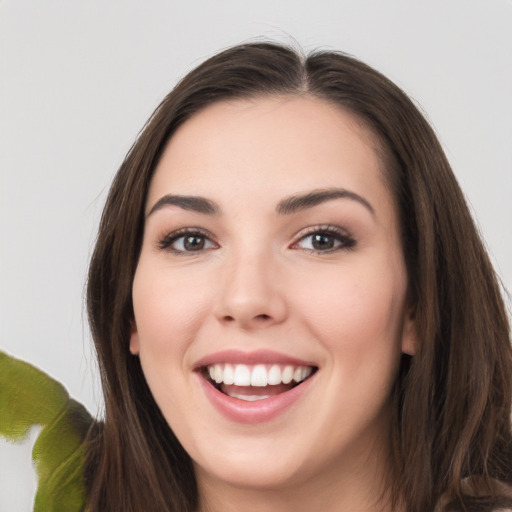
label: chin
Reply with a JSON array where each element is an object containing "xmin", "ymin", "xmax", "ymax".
[
  {"xmin": 195, "ymin": 456, "xmax": 310, "ymax": 491},
  {"xmin": 191, "ymin": 431, "xmax": 330, "ymax": 493}
]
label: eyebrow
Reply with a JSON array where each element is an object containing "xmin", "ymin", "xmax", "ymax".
[
  {"xmin": 276, "ymin": 188, "xmax": 375, "ymax": 216},
  {"xmin": 148, "ymin": 195, "xmax": 220, "ymax": 216},
  {"xmin": 147, "ymin": 187, "xmax": 374, "ymax": 218}
]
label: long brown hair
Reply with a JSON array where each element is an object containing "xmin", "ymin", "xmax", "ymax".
[{"xmin": 85, "ymin": 42, "xmax": 512, "ymax": 511}]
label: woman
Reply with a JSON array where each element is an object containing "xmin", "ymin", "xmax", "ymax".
[{"xmin": 84, "ymin": 42, "xmax": 512, "ymax": 511}]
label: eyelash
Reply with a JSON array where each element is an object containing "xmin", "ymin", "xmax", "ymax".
[
  {"xmin": 157, "ymin": 228, "xmax": 218, "ymax": 255},
  {"xmin": 291, "ymin": 225, "xmax": 356, "ymax": 254},
  {"xmin": 157, "ymin": 225, "xmax": 356, "ymax": 255}
]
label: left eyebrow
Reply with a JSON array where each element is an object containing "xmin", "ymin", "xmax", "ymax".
[{"xmin": 276, "ymin": 188, "xmax": 375, "ymax": 216}]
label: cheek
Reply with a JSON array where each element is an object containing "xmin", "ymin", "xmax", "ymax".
[
  {"xmin": 294, "ymin": 258, "xmax": 407, "ymax": 369},
  {"xmin": 131, "ymin": 262, "xmax": 212, "ymax": 363},
  {"xmin": 131, "ymin": 262, "xmax": 215, "ymax": 424}
]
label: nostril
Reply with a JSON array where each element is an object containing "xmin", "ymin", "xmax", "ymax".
[{"xmin": 218, "ymin": 307, "xmax": 282, "ymax": 326}]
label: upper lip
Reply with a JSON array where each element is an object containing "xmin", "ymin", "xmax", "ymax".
[{"xmin": 193, "ymin": 349, "xmax": 318, "ymax": 370}]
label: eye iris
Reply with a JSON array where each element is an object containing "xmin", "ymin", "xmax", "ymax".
[
  {"xmin": 184, "ymin": 235, "xmax": 205, "ymax": 251},
  {"xmin": 312, "ymin": 233, "xmax": 335, "ymax": 250}
]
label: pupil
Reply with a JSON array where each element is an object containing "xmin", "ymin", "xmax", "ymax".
[
  {"xmin": 312, "ymin": 234, "xmax": 333, "ymax": 250},
  {"xmin": 184, "ymin": 236, "xmax": 204, "ymax": 251}
]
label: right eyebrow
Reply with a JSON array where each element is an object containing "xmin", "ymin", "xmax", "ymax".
[{"xmin": 147, "ymin": 195, "xmax": 221, "ymax": 217}]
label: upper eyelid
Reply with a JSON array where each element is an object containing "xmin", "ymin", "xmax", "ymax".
[
  {"xmin": 292, "ymin": 224, "xmax": 352, "ymax": 240},
  {"xmin": 156, "ymin": 227, "xmax": 217, "ymax": 249},
  {"xmin": 290, "ymin": 225, "xmax": 356, "ymax": 251},
  {"xmin": 161, "ymin": 226, "xmax": 214, "ymax": 239}
]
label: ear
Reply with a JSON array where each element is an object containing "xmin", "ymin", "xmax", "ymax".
[
  {"xmin": 401, "ymin": 305, "xmax": 418, "ymax": 356},
  {"xmin": 129, "ymin": 321, "xmax": 140, "ymax": 355}
]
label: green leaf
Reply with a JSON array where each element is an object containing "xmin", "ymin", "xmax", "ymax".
[
  {"xmin": 0, "ymin": 351, "xmax": 94, "ymax": 511},
  {"xmin": 0, "ymin": 351, "xmax": 68, "ymax": 440}
]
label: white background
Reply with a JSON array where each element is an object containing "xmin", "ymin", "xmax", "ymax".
[{"xmin": 1, "ymin": 1, "xmax": 511, "ymax": 510}]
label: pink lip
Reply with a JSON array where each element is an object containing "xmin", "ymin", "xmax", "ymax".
[
  {"xmin": 193, "ymin": 349, "xmax": 316, "ymax": 369},
  {"xmin": 195, "ymin": 368, "xmax": 317, "ymax": 424}
]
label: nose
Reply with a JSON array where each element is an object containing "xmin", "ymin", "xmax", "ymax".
[{"xmin": 214, "ymin": 249, "xmax": 287, "ymax": 329}]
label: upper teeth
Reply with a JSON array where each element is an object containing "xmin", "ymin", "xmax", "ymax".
[{"xmin": 207, "ymin": 363, "xmax": 313, "ymax": 387}]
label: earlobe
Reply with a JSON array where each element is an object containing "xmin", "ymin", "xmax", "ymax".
[
  {"xmin": 129, "ymin": 322, "xmax": 140, "ymax": 355},
  {"xmin": 401, "ymin": 307, "xmax": 418, "ymax": 356}
]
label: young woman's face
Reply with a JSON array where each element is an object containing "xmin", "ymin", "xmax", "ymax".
[{"xmin": 130, "ymin": 96, "xmax": 416, "ymax": 494}]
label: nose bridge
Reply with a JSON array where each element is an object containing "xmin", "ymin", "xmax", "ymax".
[{"xmin": 216, "ymin": 241, "xmax": 286, "ymax": 328}]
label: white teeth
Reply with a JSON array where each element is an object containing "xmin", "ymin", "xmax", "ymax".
[
  {"xmin": 267, "ymin": 364, "xmax": 282, "ymax": 385},
  {"xmin": 251, "ymin": 364, "xmax": 268, "ymax": 387},
  {"xmin": 226, "ymin": 392, "xmax": 271, "ymax": 401},
  {"xmin": 223, "ymin": 364, "xmax": 234, "ymax": 385},
  {"xmin": 206, "ymin": 363, "xmax": 314, "ymax": 387},
  {"xmin": 294, "ymin": 366, "xmax": 312, "ymax": 382},
  {"xmin": 214, "ymin": 365, "xmax": 224, "ymax": 384},
  {"xmin": 282, "ymin": 365, "xmax": 294, "ymax": 384},
  {"xmin": 233, "ymin": 364, "xmax": 251, "ymax": 386}
]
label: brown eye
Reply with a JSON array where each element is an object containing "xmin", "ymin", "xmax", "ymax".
[
  {"xmin": 294, "ymin": 227, "xmax": 356, "ymax": 253},
  {"xmin": 311, "ymin": 233, "xmax": 336, "ymax": 250},
  {"xmin": 183, "ymin": 235, "xmax": 206, "ymax": 251},
  {"xmin": 159, "ymin": 229, "xmax": 217, "ymax": 254},
  {"xmin": 171, "ymin": 234, "xmax": 215, "ymax": 252}
]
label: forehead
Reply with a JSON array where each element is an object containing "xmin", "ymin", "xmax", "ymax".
[{"xmin": 148, "ymin": 95, "xmax": 391, "ymax": 211}]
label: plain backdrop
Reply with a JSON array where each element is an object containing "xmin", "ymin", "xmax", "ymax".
[{"xmin": 1, "ymin": 1, "xmax": 511, "ymax": 510}]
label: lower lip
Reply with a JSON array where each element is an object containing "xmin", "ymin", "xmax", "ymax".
[{"xmin": 197, "ymin": 373, "xmax": 315, "ymax": 424}]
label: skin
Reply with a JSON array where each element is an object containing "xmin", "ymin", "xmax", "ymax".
[{"xmin": 130, "ymin": 96, "xmax": 416, "ymax": 512}]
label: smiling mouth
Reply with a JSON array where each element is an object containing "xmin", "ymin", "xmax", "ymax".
[{"xmin": 201, "ymin": 363, "xmax": 317, "ymax": 401}]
